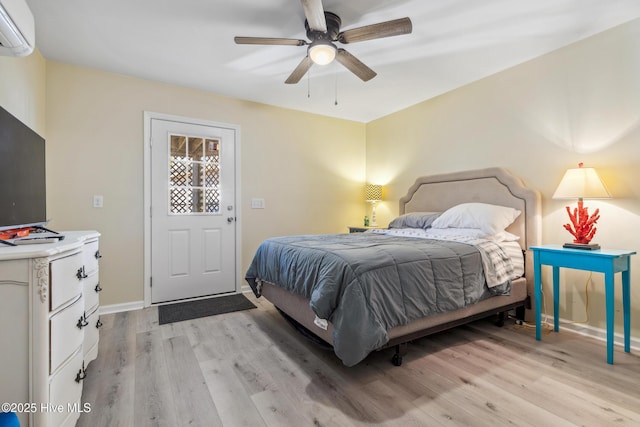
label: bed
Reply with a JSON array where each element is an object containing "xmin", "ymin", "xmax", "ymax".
[{"xmin": 246, "ymin": 167, "xmax": 541, "ymax": 366}]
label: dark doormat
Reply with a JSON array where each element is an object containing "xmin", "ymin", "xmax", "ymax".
[{"xmin": 158, "ymin": 293, "xmax": 256, "ymax": 325}]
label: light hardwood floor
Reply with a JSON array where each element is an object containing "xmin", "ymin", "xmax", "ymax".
[{"xmin": 77, "ymin": 293, "xmax": 640, "ymax": 427}]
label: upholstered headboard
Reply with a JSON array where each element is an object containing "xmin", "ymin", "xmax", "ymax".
[{"xmin": 399, "ymin": 167, "xmax": 541, "ymax": 251}]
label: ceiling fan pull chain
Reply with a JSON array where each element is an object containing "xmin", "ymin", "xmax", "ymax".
[
  {"xmin": 307, "ymin": 67, "xmax": 311, "ymax": 98},
  {"xmin": 334, "ymin": 74, "xmax": 339, "ymax": 106}
]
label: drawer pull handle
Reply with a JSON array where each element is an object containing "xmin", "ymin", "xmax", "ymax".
[
  {"xmin": 74, "ymin": 369, "xmax": 86, "ymax": 383},
  {"xmin": 74, "ymin": 362, "xmax": 87, "ymax": 383},
  {"xmin": 76, "ymin": 267, "xmax": 88, "ymax": 280},
  {"xmin": 95, "ymin": 283, "xmax": 103, "ymax": 293},
  {"xmin": 96, "ymin": 318, "xmax": 103, "ymax": 329},
  {"xmin": 77, "ymin": 314, "xmax": 89, "ymax": 329},
  {"xmin": 95, "ymin": 250, "xmax": 102, "ymax": 259}
]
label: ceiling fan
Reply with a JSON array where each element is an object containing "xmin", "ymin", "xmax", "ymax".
[{"xmin": 234, "ymin": 0, "xmax": 412, "ymax": 84}]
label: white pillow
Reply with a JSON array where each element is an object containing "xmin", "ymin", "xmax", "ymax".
[{"xmin": 431, "ymin": 203, "xmax": 521, "ymax": 235}]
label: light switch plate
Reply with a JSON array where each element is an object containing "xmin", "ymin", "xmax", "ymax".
[
  {"xmin": 93, "ymin": 195, "xmax": 104, "ymax": 208},
  {"xmin": 251, "ymin": 198, "xmax": 265, "ymax": 209}
]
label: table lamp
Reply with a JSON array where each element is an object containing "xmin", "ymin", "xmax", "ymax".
[
  {"xmin": 365, "ymin": 184, "xmax": 383, "ymax": 227},
  {"xmin": 552, "ymin": 163, "xmax": 611, "ymax": 250}
]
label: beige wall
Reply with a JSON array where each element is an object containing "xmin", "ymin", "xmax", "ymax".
[
  {"xmin": 0, "ymin": 50, "xmax": 46, "ymax": 136},
  {"xmin": 44, "ymin": 62, "xmax": 366, "ymax": 306},
  {"xmin": 2, "ymin": 18, "xmax": 638, "ymax": 340},
  {"xmin": 366, "ymin": 19, "xmax": 640, "ymax": 336}
]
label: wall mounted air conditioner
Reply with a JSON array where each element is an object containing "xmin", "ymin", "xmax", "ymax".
[{"xmin": 0, "ymin": 0, "xmax": 34, "ymax": 57}]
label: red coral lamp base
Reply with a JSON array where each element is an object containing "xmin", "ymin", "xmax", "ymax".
[{"xmin": 561, "ymin": 199, "xmax": 601, "ymax": 250}]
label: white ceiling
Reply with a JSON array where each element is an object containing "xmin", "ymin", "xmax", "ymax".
[{"xmin": 26, "ymin": 0, "xmax": 640, "ymax": 123}]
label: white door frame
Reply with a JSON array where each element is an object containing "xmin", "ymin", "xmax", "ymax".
[{"xmin": 143, "ymin": 111, "xmax": 242, "ymax": 307}]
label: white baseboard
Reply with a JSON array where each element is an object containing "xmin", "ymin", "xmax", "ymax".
[
  {"xmin": 99, "ymin": 300, "xmax": 145, "ymax": 315},
  {"xmin": 544, "ymin": 316, "xmax": 640, "ymax": 351}
]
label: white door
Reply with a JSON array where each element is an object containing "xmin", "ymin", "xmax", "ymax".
[{"xmin": 150, "ymin": 118, "xmax": 236, "ymax": 303}]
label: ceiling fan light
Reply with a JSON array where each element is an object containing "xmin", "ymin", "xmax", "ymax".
[{"xmin": 309, "ymin": 41, "xmax": 336, "ymax": 65}]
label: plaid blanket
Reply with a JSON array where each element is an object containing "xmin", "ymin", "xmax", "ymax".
[{"xmin": 468, "ymin": 239, "xmax": 515, "ymax": 288}]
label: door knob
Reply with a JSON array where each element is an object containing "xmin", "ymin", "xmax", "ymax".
[{"xmin": 227, "ymin": 217, "xmax": 235, "ymax": 223}]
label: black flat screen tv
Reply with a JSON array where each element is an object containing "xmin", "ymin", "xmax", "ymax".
[{"xmin": 0, "ymin": 105, "xmax": 46, "ymax": 232}]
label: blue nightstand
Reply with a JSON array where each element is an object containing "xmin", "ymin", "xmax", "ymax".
[{"xmin": 530, "ymin": 245, "xmax": 636, "ymax": 364}]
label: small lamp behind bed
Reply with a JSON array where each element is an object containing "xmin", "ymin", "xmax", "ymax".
[
  {"xmin": 552, "ymin": 163, "xmax": 611, "ymax": 250},
  {"xmin": 365, "ymin": 184, "xmax": 383, "ymax": 227}
]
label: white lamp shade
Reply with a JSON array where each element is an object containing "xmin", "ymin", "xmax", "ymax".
[
  {"xmin": 365, "ymin": 184, "xmax": 383, "ymax": 202},
  {"xmin": 552, "ymin": 166, "xmax": 611, "ymax": 199}
]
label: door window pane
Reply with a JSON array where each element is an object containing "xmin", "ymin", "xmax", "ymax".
[{"xmin": 169, "ymin": 135, "xmax": 220, "ymax": 214}]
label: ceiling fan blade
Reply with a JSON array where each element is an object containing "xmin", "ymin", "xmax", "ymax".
[
  {"xmin": 338, "ymin": 17, "xmax": 412, "ymax": 44},
  {"xmin": 301, "ymin": 0, "xmax": 327, "ymax": 32},
  {"xmin": 335, "ymin": 49, "xmax": 376, "ymax": 82},
  {"xmin": 285, "ymin": 56, "xmax": 314, "ymax": 84},
  {"xmin": 234, "ymin": 37, "xmax": 307, "ymax": 46}
]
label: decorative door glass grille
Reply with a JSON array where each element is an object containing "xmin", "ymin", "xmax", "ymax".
[{"xmin": 169, "ymin": 134, "xmax": 220, "ymax": 214}]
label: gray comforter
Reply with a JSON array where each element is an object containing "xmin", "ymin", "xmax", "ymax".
[{"xmin": 245, "ymin": 233, "xmax": 506, "ymax": 366}]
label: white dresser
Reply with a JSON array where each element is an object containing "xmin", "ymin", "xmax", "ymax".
[{"xmin": 0, "ymin": 231, "xmax": 101, "ymax": 427}]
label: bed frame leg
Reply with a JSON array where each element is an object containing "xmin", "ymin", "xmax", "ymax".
[
  {"xmin": 391, "ymin": 343, "xmax": 408, "ymax": 366},
  {"xmin": 495, "ymin": 311, "xmax": 507, "ymax": 327}
]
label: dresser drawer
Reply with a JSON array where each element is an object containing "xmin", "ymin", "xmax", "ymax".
[
  {"xmin": 83, "ymin": 270, "xmax": 100, "ymax": 313},
  {"xmin": 50, "ymin": 295, "xmax": 85, "ymax": 374},
  {"xmin": 83, "ymin": 239, "xmax": 100, "ymax": 276},
  {"xmin": 48, "ymin": 348, "xmax": 84, "ymax": 427},
  {"xmin": 50, "ymin": 252, "xmax": 84, "ymax": 312}
]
